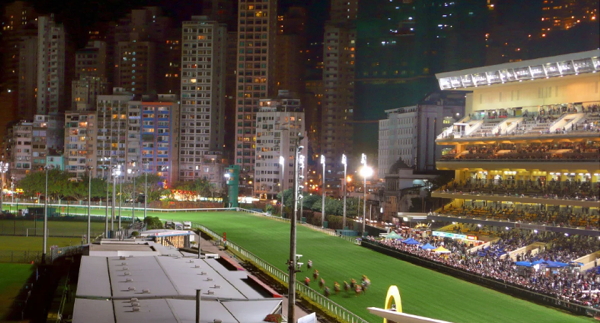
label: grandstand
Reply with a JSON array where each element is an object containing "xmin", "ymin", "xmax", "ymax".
[{"xmin": 416, "ymin": 49, "xmax": 600, "ymax": 312}]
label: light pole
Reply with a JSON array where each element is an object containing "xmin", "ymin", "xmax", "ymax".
[
  {"xmin": 87, "ymin": 166, "xmax": 93, "ymax": 244},
  {"xmin": 320, "ymin": 155, "xmax": 325, "ymax": 228},
  {"xmin": 279, "ymin": 156, "xmax": 285, "ymax": 217},
  {"xmin": 128, "ymin": 168, "xmax": 136, "ymax": 223},
  {"xmin": 144, "ymin": 164, "xmax": 148, "ymax": 222},
  {"xmin": 0, "ymin": 161, "xmax": 9, "ymax": 214},
  {"xmin": 360, "ymin": 153, "xmax": 373, "ymax": 236},
  {"xmin": 118, "ymin": 174, "xmax": 123, "ymax": 231},
  {"xmin": 341, "ymin": 154, "xmax": 347, "ymax": 230},
  {"xmin": 104, "ymin": 167, "xmax": 109, "ymax": 237},
  {"xmin": 111, "ymin": 165, "xmax": 122, "ymax": 232},
  {"xmin": 42, "ymin": 165, "xmax": 52, "ymax": 263},
  {"xmin": 288, "ymin": 142, "xmax": 305, "ymax": 323}
]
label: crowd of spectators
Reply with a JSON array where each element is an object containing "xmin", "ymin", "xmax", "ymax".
[
  {"xmin": 368, "ymin": 230, "xmax": 600, "ymax": 308},
  {"xmin": 441, "ymin": 178, "xmax": 600, "ymax": 202},
  {"xmin": 443, "ymin": 102, "xmax": 600, "ymax": 139},
  {"xmin": 435, "ymin": 203, "xmax": 599, "ymax": 229},
  {"xmin": 440, "ymin": 141, "xmax": 600, "ymax": 161}
]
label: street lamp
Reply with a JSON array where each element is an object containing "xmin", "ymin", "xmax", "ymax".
[
  {"xmin": 0, "ymin": 161, "xmax": 9, "ymax": 214},
  {"xmin": 341, "ymin": 154, "xmax": 347, "ymax": 230},
  {"xmin": 87, "ymin": 166, "xmax": 93, "ymax": 244},
  {"xmin": 103, "ymin": 166, "xmax": 110, "ymax": 237},
  {"xmin": 111, "ymin": 165, "xmax": 122, "ymax": 232},
  {"xmin": 279, "ymin": 155, "xmax": 285, "ymax": 217},
  {"xmin": 288, "ymin": 142, "xmax": 305, "ymax": 323},
  {"xmin": 359, "ymin": 154, "xmax": 373, "ymax": 236},
  {"xmin": 320, "ymin": 155, "xmax": 325, "ymax": 228}
]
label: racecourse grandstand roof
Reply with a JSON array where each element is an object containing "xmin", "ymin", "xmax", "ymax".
[{"xmin": 436, "ymin": 49, "xmax": 600, "ymax": 90}]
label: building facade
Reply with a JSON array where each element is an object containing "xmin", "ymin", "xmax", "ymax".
[
  {"xmin": 64, "ymin": 111, "xmax": 97, "ymax": 177},
  {"xmin": 179, "ymin": 16, "xmax": 227, "ymax": 184},
  {"xmin": 234, "ymin": 0, "xmax": 278, "ymax": 194},
  {"xmin": 254, "ymin": 91, "xmax": 307, "ymax": 199}
]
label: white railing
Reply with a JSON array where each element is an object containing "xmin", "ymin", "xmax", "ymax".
[
  {"xmin": 4, "ymin": 202, "xmax": 235, "ymax": 213},
  {"xmin": 197, "ymin": 223, "xmax": 369, "ymax": 323}
]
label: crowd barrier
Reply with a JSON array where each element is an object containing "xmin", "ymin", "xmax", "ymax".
[
  {"xmin": 361, "ymin": 240, "xmax": 599, "ymax": 318},
  {"xmin": 196, "ymin": 223, "xmax": 368, "ymax": 323}
]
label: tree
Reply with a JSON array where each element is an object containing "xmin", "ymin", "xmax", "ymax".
[
  {"xmin": 143, "ymin": 174, "xmax": 169, "ymax": 202},
  {"xmin": 17, "ymin": 169, "xmax": 73, "ymax": 201},
  {"xmin": 143, "ymin": 216, "xmax": 163, "ymax": 229},
  {"xmin": 172, "ymin": 178, "xmax": 215, "ymax": 200}
]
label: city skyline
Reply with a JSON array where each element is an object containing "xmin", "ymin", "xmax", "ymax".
[{"xmin": 0, "ymin": 0, "xmax": 598, "ymax": 197}]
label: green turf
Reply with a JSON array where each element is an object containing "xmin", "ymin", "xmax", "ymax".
[
  {"xmin": 0, "ymin": 208, "xmax": 593, "ymax": 322},
  {"xmin": 0, "ymin": 236, "xmax": 85, "ymax": 252},
  {"xmin": 0, "ymin": 263, "xmax": 33, "ymax": 320},
  {"xmin": 0, "ymin": 219, "xmax": 121, "ymax": 238},
  {"xmin": 161, "ymin": 211, "xmax": 592, "ymax": 323}
]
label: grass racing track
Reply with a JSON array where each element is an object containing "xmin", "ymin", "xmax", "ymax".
[{"xmin": 164, "ymin": 210, "xmax": 592, "ymax": 323}]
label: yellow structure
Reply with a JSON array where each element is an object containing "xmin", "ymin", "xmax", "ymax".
[
  {"xmin": 368, "ymin": 285, "xmax": 453, "ymax": 323},
  {"xmin": 384, "ymin": 285, "xmax": 402, "ymax": 320}
]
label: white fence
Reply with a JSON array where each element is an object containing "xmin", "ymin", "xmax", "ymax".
[{"xmin": 197, "ymin": 223, "xmax": 368, "ymax": 323}]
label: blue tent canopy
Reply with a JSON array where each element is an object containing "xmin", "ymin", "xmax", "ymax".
[
  {"xmin": 402, "ymin": 238, "xmax": 420, "ymax": 245},
  {"xmin": 515, "ymin": 261, "xmax": 533, "ymax": 267},
  {"xmin": 420, "ymin": 243, "xmax": 436, "ymax": 250},
  {"xmin": 545, "ymin": 260, "xmax": 568, "ymax": 268},
  {"xmin": 532, "ymin": 260, "xmax": 546, "ymax": 265}
]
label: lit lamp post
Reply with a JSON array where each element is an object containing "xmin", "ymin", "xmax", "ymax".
[
  {"xmin": 0, "ymin": 161, "xmax": 9, "ymax": 214},
  {"xmin": 111, "ymin": 165, "xmax": 122, "ymax": 232},
  {"xmin": 87, "ymin": 166, "xmax": 93, "ymax": 244},
  {"xmin": 288, "ymin": 142, "xmax": 305, "ymax": 323},
  {"xmin": 359, "ymin": 154, "xmax": 373, "ymax": 236},
  {"xmin": 279, "ymin": 156, "xmax": 285, "ymax": 217},
  {"xmin": 320, "ymin": 155, "xmax": 325, "ymax": 228},
  {"xmin": 341, "ymin": 154, "xmax": 347, "ymax": 230},
  {"xmin": 104, "ymin": 167, "xmax": 110, "ymax": 237}
]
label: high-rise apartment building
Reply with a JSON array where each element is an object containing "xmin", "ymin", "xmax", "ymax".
[
  {"xmin": 200, "ymin": 0, "xmax": 238, "ymax": 164},
  {"xmin": 17, "ymin": 37, "xmax": 38, "ymax": 119},
  {"xmin": 132, "ymin": 96, "xmax": 179, "ymax": 187},
  {"xmin": 540, "ymin": 0, "xmax": 598, "ymax": 34},
  {"xmin": 1, "ymin": 1, "xmax": 38, "ymax": 99},
  {"xmin": 37, "ymin": 15, "xmax": 68, "ymax": 116},
  {"xmin": 96, "ymin": 89, "xmax": 131, "ymax": 178},
  {"xmin": 9, "ymin": 120, "xmax": 33, "ymax": 181},
  {"xmin": 112, "ymin": 7, "xmax": 175, "ymax": 97},
  {"xmin": 275, "ymin": 7, "xmax": 307, "ymax": 95},
  {"xmin": 254, "ymin": 90, "xmax": 307, "ymax": 199},
  {"xmin": 321, "ymin": 0, "xmax": 357, "ymax": 174},
  {"xmin": 179, "ymin": 16, "xmax": 227, "ymax": 184},
  {"xmin": 96, "ymin": 89, "xmax": 178, "ymax": 186},
  {"xmin": 64, "ymin": 111, "xmax": 98, "ymax": 177},
  {"xmin": 234, "ymin": 0, "xmax": 278, "ymax": 193}
]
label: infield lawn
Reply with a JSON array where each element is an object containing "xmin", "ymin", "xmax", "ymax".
[
  {"xmin": 0, "ymin": 264, "xmax": 33, "ymax": 320},
  {"xmin": 157, "ymin": 211, "xmax": 593, "ymax": 323}
]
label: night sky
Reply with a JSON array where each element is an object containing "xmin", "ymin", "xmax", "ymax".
[{"xmin": 25, "ymin": 0, "xmax": 328, "ymax": 48}]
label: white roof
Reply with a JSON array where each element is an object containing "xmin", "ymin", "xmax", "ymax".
[
  {"xmin": 74, "ymin": 255, "xmax": 282, "ymax": 323},
  {"xmin": 436, "ymin": 49, "xmax": 600, "ymax": 90}
]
